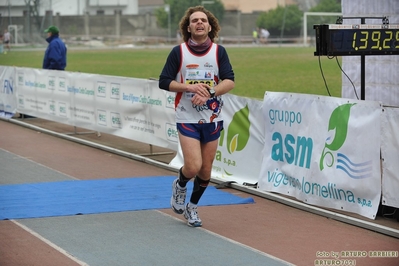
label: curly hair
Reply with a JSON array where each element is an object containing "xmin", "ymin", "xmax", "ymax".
[{"xmin": 178, "ymin": 6, "xmax": 221, "ymax": 43}]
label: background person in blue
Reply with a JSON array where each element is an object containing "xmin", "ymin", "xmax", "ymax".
[{"xmin": 43, "ymin": 26, "xmax": 67, "ymax": 70}]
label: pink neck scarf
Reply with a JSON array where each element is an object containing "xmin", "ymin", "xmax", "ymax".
[{"xmin": 187, "ymin": 37, "xmax": 212, "ymax": 53}]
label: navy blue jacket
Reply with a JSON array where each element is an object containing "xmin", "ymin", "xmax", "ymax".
[
  {"xmin": 159, "ymin": 44, "xmax": 234, "ymax": 91},
  {"xmin": 43, "ymin": 34, "xmax": 67, "ymax": 70}
]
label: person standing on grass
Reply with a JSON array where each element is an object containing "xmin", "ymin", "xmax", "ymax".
[
  {"xmin": 260, "ymin": 28, "xmax": 270, "ymax": 44},
  {"xmin": 159, "ymin": 6, "xmax": 235, "ymax": 227},
  {"xmin": 43, "ymin": 25, "xmax": 67, "ymax": 70},
  {"xmin": 252, "ymin": 28, "xmax": 258, "ymax": 44},
  {"xmin": 3, "ymin": 29, "xmax": 11, "ymax": 52}
]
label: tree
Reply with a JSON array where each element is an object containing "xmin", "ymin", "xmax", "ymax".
[
  {"xmin": 25, "ymin": 0, "xmax": 42, "ymax": 32},
  {"xmin": 310, "ymin": 0, "xmax": 341, "ymax": 13},
  {"xmin": 256, "ymin": 5, "xmax": 303, "ymax": 37},
  {"xmin": 155, "ymin": 0, "xmax": 225, "ymax": 34},
  {"xmin": 307, "ymin": 0, "xmax": 342, "ymax": 36}
]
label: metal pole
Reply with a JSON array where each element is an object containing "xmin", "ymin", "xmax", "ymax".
[
  {"xmin": 8, "ymin": 0, "xmax": 12, "ymax": 25},
  {"xmin": 280, "ymin": 3, "xmax": 287, "ymax": 46},
  {"xmin": 27, "ymin": 0, "xmax": 31, "ymax": 43},
  {"xmin": 168, "ymin": 8, "xmax": 171, "ymax": 43},
  {"xmin": 303, "ymin": 12, "xmax": 307, "ymax": 46},
  {"xmin": 360, "ymin": 17, "xmax": 365, "ymax": 100},
  {"xmin": 50, "ymin": 0, "xmax": 53, "ymax": 26},
  {"xmin": 165, "ymin": 4, "xmax": 170, "ymax": 43}
]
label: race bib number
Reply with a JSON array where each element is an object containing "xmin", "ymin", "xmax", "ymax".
[
  {"xmin": 185, "ymin": 69, "xmax": 215, "ymax": 86},
  {"xmin": 185, "ymin": 79, "xmax": 215, "ymax": 87}
]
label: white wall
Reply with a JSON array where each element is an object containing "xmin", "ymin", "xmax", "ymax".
[{"xmin": 0, "ymin": 0, "xmax": 139, "ymax": 17}]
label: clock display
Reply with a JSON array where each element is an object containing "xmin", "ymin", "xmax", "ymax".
[{"xmin": 314, "ymin": 24, "xmax": 399, "ymax": 56}]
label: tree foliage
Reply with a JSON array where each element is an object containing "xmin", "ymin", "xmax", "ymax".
[
  {"xmin": 155, "ymin": 0, "xmax": 225, "ymax": 33},
  {"xmin": 307, "ymin": 0, "xmax": 342, "ymax": 36},
  {"xmin": 310, "ymin": 0, "xmax": 341, "ymax": 13},
  {"xmin": 256, "ymin": 5, "xmax": 303, "ymax": 37},
  {"xmin": 256, "ymin": 0, "xmax": 341, "ymax": 38}
]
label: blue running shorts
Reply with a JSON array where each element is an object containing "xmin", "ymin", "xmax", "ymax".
[{"xmin": 177, "ymin": 121, "xmax": 224, "ymax": 143}]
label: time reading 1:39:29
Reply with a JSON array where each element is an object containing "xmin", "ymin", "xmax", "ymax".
[{"xmin": 352, "ymin": 30, "xmax": 399, "ymax": 50}]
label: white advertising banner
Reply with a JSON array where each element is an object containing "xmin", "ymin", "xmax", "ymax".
[
  {"xmin": 7, "ymin": 66, "xmax": 398, "ymax": 216},
  {"xmin": 15, "ymin": 67, "xmax": 178, "ymax": 150},
  {"xmin": 170, "ymin": 93, "xmax": 264, "ymax": 185},
  {"xmin": 258, "ymin": 92, "xmax": 382, "ymax": 219},
  {"xmin": 0, "ymin": 66, "xmax": 17, "ymax": 118},
  {"xmin": 381, "ymin": 106, "xmax": 399, "ymax": 209}
]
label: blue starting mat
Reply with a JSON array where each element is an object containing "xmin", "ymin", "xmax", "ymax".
[{"xmin": 0, "ymin": 176, "xmax": 254, "ymax": 220}]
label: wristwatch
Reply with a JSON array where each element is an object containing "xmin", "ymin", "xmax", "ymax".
[{"xmin": 208, "ymin": 88, "xmax": 216, "ymax": 98}]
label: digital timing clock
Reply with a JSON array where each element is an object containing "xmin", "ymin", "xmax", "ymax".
[{"xmin": 314, "ymin": 24, "xmax": 399, "ymax": 56}]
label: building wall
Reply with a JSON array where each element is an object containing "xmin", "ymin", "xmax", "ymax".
[
  {"xmin": 137, "ymin": 0, "xmax": 298, "ymax": 13},
  {"xmin": 85, "ymin": 0, "xmax": 139, "ymax": 15},
  {"xmin": 0, "ymin": 0, "xmax": 298, "ymax": 18},
  {"xmin": 0, "ymin": 0, "xmax": 139, "ymax": 17},
  {"xmin": 0, "ymin": 10, "xmax": 259, "ymax": 42},
  {"xmin": 222, "ymin": 0, "xmax": 297, "ymax": 13},
  {"xmin": 1, "ymin": 0, "xmax": 312, "ymax": 42}
]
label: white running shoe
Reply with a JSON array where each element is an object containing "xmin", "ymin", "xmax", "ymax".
[
  {"xmin": 171, "ymin": 178, "xmax": 187, "ymax": 214},
  {"xmin": 184, "ymin": 203, "xmax": 202, "ymax": 227}
]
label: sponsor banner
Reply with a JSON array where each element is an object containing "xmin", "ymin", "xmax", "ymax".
[
  {"xmin": 258, "ymin": 92, "xmax": 381, "ymax": 219},
  {"xmin": 381, "ymin": 106, "xmax": 399, "ymax": 208},
  {"xmin": 170, "ymin": 94, "xmax": 264, "ymax": 185},
  {"xmin": 0, "ymin": 66, "xmax": 17, "ymax": 118},
  {"xmin": 16, "ymin": 68, "xmax": 71, "ymax": 124},
  {"xmin": 14, "ymin": 67, "xmax": 177, "ymax": 150},
  {"xmin": 9, "ymin": 66, "xmax": 398, "ymax": 216}
]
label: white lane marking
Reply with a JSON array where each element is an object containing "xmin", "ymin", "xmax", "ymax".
[
  {"xmin": 11, "ymin": 220, "xmax": 89, "ymax": 266},
  {"xmin": 157, "ymin": 210, "xmax": 295, "ymax": 266},
  {"xmin": 0, "ymin": 148, "xmax": 79, "ymax": 180}
]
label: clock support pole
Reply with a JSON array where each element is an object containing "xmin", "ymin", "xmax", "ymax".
[{"xmin": 361, "ymin": 18, "xmax": 365, "ymax": 100}]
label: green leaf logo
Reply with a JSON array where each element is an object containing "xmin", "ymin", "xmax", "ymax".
[
  {"xmin": 319, "ymin": 103, "xmax": 356, "ymax": 171},
  {"xmin": 226, "ymin": 104, "xmax": 251, "ymax": 154}
]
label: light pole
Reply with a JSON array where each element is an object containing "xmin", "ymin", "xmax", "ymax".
[
  {"xmin": 49, "ymin": 0, "xmax": 53, "ymax": 26},
  {"xmin": 164, "ymin": 4, "xmax": 171, "ymax": 43},
  {"xmin": 8, "ymin": 0, "xmax": 12, "ymax": 25}
]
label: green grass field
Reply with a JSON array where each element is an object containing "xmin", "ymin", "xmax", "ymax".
[{"xmin": 0, "ymin": 46, "xmax": 342, "ymax": 99}]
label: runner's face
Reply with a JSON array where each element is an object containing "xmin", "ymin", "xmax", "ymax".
[{"xmin": 188, "ymin": 11, "xmax": 211, "ymax": 41}]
